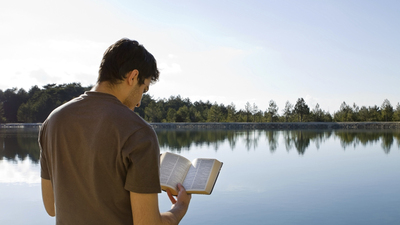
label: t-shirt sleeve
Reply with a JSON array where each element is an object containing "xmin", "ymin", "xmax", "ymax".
[
  {"xmin": 39, "ymin": 122, "xmax": 51, "ymax": 180},
  {"xmin": 122, "ymin": 125, "xmax": 161, "ymax": 193}
]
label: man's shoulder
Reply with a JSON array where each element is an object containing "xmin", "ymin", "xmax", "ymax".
[
  {"xmin": 83, "ymin": 92, "xmax": 153, "ymax": 134},
  {"xmin": 43, "ymin": 91, "xmax": 153, "ymax": 135},
  {"xmin": 115, "ymin": 109, "xmax": 154, "ymax": 135},
  {"xmin": 48, "ymin": 91, "xmax": 119, "ymax": 115}
]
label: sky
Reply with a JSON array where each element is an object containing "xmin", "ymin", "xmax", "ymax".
[{"xmin": 1, "ymin": 0, "xmax": 399, "ymax": 113}]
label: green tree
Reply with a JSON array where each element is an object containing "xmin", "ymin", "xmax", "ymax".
[
  {"xmin": 226, "ymin": 103, "xmax": 237, "ymax": 122},
  {"xmin": 166, "ymin": 108, "xmax": 177, "ymax": 122},
  {"xmin": 254, "ymin": 110, "xmax": 264, "ymax": 122},
  {"xmin": 323, "ymin": 111, "xmax": 333, "ymax": 122},
  {"xmin": 164, "ymin": 95, "xmax": 189, "ymax": 112},
  {"xmin": 28, "ymin": 85, "xmax": 41, "ymax": 99},
  {"xmin": 156, "ymin": 100, "xmax": 167, "ymax": 121},
  {"xmin": 135, "ymin": 94, "xmax": 153, "ymax": 118},
  {"xmin": 352, "ymin": 103, "xmax": 360, "ymax": 121},
  {"xmin": 334, "ymin": 102, "xmax": 355, "ymax": 122},
  {"xmin": 294, "ymin": 98, "xmax": 310, "ymax": 122},
  {"xmin": 144, "ymin": 101, "xmax": 161, "ymax": 122},
  {"xmin": 311, "ymin": 103, "xmax": 322, "ymax": 122},
  {"xmin": 252, "ymin": 103, "xmax": 259, "ymax": 122},
  {"xmin": 17, "ymin": 102, "xmax": 36, "ymax": 122},
  {"xmin": 393, "ymin": 103, "xmax": 400, "ymax": 121},
  {"xmin": 368, "ymin": 105, "xmax": 381, "ymax": 121},
  {"xmin": 189, "ymin": 106, "xmax": 203, "ymax": 122},
  {"xmin": 193, "ymin": 100, "xmax": 212, "ymax": 121},
  {"xmin": 0, "ymin": 102, "xmax": 6, "ymax": 123},
  {"xmin": 219, "ymin": 103, "xmax": 228, "ymax": 121},
  {"xmin": 244, "ymin": 102, "xmax": 252, "ymax": 122},
  {"xmin": 358, "ymin": 106, "xmax": 369, "ymax": 121},
  {"xmin": 176, "ymin": 105, "xmax": 190, "ymax": 122},
  {"xmin": 282, "ymin": 101, "xmax": 293, "ymax": 122},
  {"xmin": 381, "ymin": 99, "xmax": 394, "ymax": 121},
  {"xmin": 266, "ymin": 100, "xmax": 279, "ymax": 122},
  {"xmin": 235, "ymin": 110, "xmax": 246, "ymax": 122},
  {"xmin": 207, "ymin": 103, "xmax": 222, "ymax": 122},
  {"xmin": 2, "ymin": 88, "xmax": 29, "ymax": 122}
]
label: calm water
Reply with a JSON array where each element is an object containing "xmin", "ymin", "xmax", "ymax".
[{"xmin": 1, "ymin": 128, "xmax": 400, "ymax": 225}]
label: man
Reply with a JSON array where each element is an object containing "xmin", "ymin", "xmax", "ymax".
[{"xmin": 39, "ymin": 38, "xmax": 191, "ymax": 224}]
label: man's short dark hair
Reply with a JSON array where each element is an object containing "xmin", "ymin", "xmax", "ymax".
[{"xmin": 98, "ymin": 38, "xmax": 159, "ymax": 85}]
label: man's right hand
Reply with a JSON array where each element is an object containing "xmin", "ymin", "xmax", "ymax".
[
  {"xmin": 130, "ymin": 183, "xmax": 191, "ymax": 225},
  {"xmin": 167, "ymin": 183, "xmax": 191, "ymax": 211}
]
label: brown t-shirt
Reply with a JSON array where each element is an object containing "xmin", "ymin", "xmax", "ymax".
[{"xmin": 39, "ymin": 91, "xmax": 161, "ymax": 225}]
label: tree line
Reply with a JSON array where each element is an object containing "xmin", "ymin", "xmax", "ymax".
[
  {"xmin": 1, "ymin": 83, "xmax": 400, "ymax": 123},
  {"xmin": 0, "ymin": 83, "xmax": 91, "ymax": 123}
]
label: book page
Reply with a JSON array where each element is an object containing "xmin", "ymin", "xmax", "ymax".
[
  {"xmin": 182, "ymin": 158, "xmax": 215, "ymax": 191},
  {"xmin": 160, "ymin": 152, "xmax": 192, "ymax": 190}
]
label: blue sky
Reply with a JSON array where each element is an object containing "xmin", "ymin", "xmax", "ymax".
[{"xmin": 1, "ymin": 0, "xmax": 399, "ymax": 113}]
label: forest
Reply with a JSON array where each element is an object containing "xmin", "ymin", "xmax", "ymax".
[{"xmin": 1, "ymin": 83, "xmax": 400, "ymax": 123}]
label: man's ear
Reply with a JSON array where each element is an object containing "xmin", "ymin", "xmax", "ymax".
[{"xmin": 126, "ymin": 70, "xmax": 139, "ymax": 86}]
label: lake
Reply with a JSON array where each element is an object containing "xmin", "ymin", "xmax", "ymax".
[{"xmin": 1, "ymin": 128, "xmax": 400, "ymax": 225}]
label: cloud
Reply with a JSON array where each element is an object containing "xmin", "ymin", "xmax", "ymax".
[
  {"xmin": 0, "ymin": 157, "xmax": 40, "ymax": 184},
  {"xmin": 30, "ymin": 68, "xmax": 58, "ymax": 83},
  {"xmin": 73, "ymin": 73, "xmax": 97, "ymax": 86},
  {"xmin": 158, "ymin": 62, "xmax": 182, "ymax": 75},
  {"xmin": 168, "ymin": 54, "xmax": 177, "ymax": 58},
  {"xmin": 305, "ymin": 95, "xmax": 321, "ymax": 110}
]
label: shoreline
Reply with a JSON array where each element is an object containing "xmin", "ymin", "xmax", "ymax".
[
  {"xmin": 151, "ymin": 122, "xmax": 400, "ymax": 130},
  {"xmin": 1, "ymin": 122, "xmax": 400, "ymax": 130}
]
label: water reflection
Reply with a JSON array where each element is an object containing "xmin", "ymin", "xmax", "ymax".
[
  {"xmin": 0, "ymin": 128, "xmax": 40, "ymax": 163},
  {"xmin": 281, "ymin": 130, "xmax": 333, "ymax": 154},
  {"xmin": 1, "ymin": 129, "xmax": 400, "ymax": 165},
  {"xmin": 158, "ymin": 129, "xmax": 400, "ymax": 154}
]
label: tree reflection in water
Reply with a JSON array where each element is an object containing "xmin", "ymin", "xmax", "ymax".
[
  {"xmin": 1, "ymin": 128, "xmax": 400, "ymax": 163},
  {"xmin": 0, "ymin": 128, "xmax": 40, "ymax": 163}
]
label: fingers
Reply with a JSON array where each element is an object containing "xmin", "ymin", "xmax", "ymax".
[
  {"xmin": 176, "ymin": 183, "xmax": 192, "ymax": 202},
  {"xmin": 167, "ymin": 183, "xmax": 191, "ymax": 207},
  {"xmin": 167, "ymin": 189, "xmax": 177, "ymax": 204},
  {"xmin": 177, "ymin": 183, "xmax": 185, "ymax": 192}
]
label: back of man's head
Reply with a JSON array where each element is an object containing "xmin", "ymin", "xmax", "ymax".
[{"xmin": 98, "ymin": 38, "xmax": 159, "ymax": 85}]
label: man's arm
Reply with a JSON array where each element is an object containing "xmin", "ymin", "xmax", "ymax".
[
  {"xmin": 130, "ymin": 183, "xmax": 191, "ymax": 225},
  {"xmin": 41, "ymin": 178, "xmax": 55, "ymax": 217}
]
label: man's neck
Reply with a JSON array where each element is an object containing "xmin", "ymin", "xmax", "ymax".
[{"xmin": 92, "ymin": 82, "xmax": 126, "ymax": 103}]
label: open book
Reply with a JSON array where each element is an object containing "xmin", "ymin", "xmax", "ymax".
[{"xmin": 159, "ymin": 152, "xmax": 223, "ymax": 195}]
